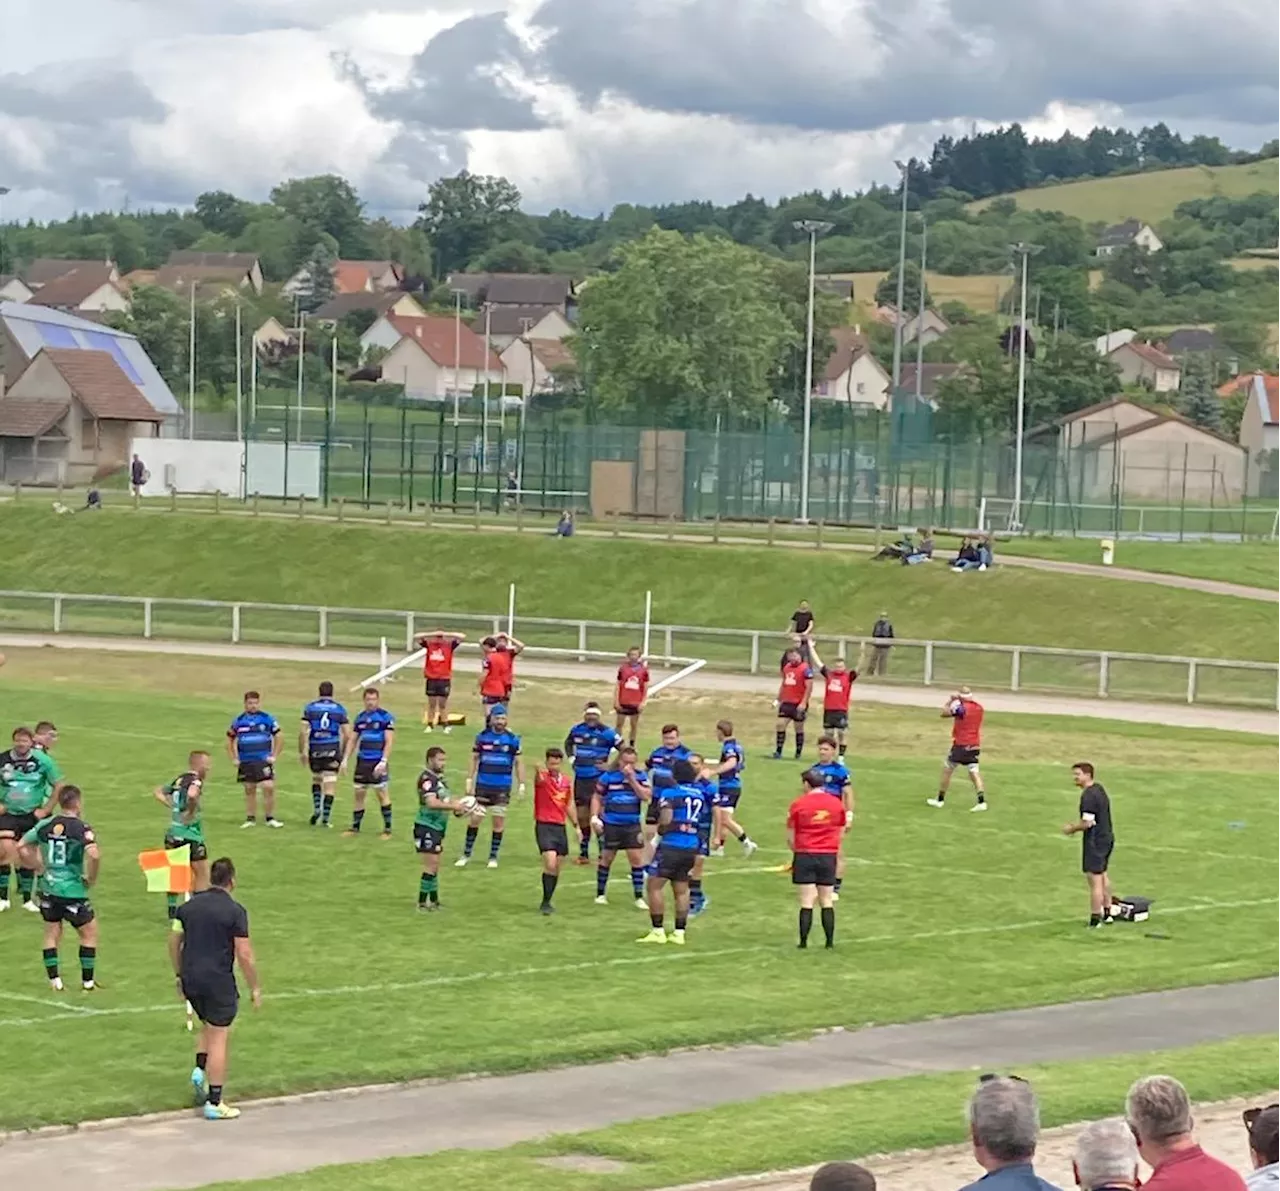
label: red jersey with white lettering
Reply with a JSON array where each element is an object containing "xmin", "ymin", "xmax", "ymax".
[
  {"xmin": 423, "ymin": 638, "xmax": 460, "ymax": 681},
  {"xmin": 778, "ymin": 660, "xmax": 813, "ymax": 704},
  {"xmin": 533, "ymin": 768, "xmax": 572, "ymax": 824},
  {"xmin": 616, "ymin": 661, "xmax": 651, "ymax": 707},
  {"xmin": 820, "ymin": 666, "xmax": 856, "ymax": 713},
  {"xmin": 787, "ymin": 791, "xmax": 847, "ymax": 853},
  {"xmin": 950, "ymin": 698, "xmax": 984, "ymax": 747},
  {"xmin": 481, "ymin": 649, "xmax": 515, "ymax": 698}
]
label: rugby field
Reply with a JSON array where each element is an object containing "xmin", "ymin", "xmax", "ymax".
[{"xmin": 0, "ymin": 648, "xmax": 1274, "ymax": 1129}]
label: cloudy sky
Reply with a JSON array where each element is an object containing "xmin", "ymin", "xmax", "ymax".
[{"xmin": 2, "ymin": 0, "xmax": 1276, "ymax": 222}]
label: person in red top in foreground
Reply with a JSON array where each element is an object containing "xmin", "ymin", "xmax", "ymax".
[
  {"xmin": 479, "ymin": 632, "xmax": 525, "ymax": 718},
  {"xmin": 416, "ymin": 630, "xmax": 465, "ymax": 733},
  {"xmin": 807, "ymin": 639, "xmax": 855, "ymax": 762},
  {"xmin": 787, "ymin": 769, "xmax": 847, "ymax": 950},
  {"xmin": 1126, "ymin": 1075, "xmax": 1247, "ymax": 1191},
  {"xmin": 928, "ymin": 685, "xmax": 987, "ymax": 812},
  {"xmin": 533, "ymin": 748, "xmax": 578, "ymax": 915},
  {"xmin": 613, "ymin": 646, "xmax": 651, "ymax": 746}
]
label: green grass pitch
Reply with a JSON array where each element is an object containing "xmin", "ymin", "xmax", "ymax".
[{"xmin": 0, "ymin": 648, "xmax": 1274, "ymax": 1130}]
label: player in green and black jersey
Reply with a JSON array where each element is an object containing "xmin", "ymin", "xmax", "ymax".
[
  {"xmin": 155, "ymin": 751, "xmax": 213, "ymax": 919},
  {"xmin": 0, "ymin": 725, "xmax": 63, "ymax": 912},
  {"xmin": 18, "ymin": 785, "xmax": 101, "ymax": 991},
  {"xmin": 415, "ymin": 747, "xmax": 463, "ymax": 911}
]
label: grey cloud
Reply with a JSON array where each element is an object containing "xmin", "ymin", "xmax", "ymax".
[
  {"xmin": 0, "ymin": 63, "xmax": 168, "ymax": 125},
  {"xmin": 347, "ymin": 13, "xmax": 543, "ymax": 131},
  {"xmin": 527, "ymin": 0, "xmax": 1278, "ymax": 132},
  {"xmin": 116, "ymin": 0, "xmax": 483, "ymax": 37}
]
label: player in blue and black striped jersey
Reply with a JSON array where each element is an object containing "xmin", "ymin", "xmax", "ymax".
[
  {"xmin": 813, "ymin": 736, "xmax": 854, "ymax": 898},
  {"xmin": 711, "ymin": 719, "xmax": 757, "ymax": 859},
  {"xmin": 341, "ymin": 688, "xmax": 395, "ymax": 838},
  {"xmin": 637, "ymin": 758, "xmax": 708, "ymax": 946},
  {"xmin": 299, "ymin": 682, "xmax": 350, "ymax": 828},
  {"xmin": 643, "ymin": 724, "xmax": 692, "ymax": 860},
  {"xmin": 564, "ymin": 701, "xmax": 621, "ymax": 864},
  {"xmin": 589, "ymin": 746, "xmax": 649, "ymax": 906},
  {"xmin": 459, "ymin": 704, "xmax": 525, "ymax": 868},
  {"xmin": 226, "ymin": 691, "xmax": 283, "ymax": 828}
]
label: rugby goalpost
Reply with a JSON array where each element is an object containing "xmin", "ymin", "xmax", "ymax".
[{"xmin": 352, "ymin": 585, "xmax": 707, "ymax": 696}]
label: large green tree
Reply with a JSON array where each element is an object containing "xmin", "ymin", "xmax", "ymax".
[
  {"xmin": 295, "ymin": 239, "xmax": 338, "ymax": 313},
  {"xmin": 269, "ymin": 176, "xmax": 368, "ymax": 258},
  {"xmin": 874, "ymin": 260, "xmax": 931, "ymax": 311},
  {"xmin": 417, "ymin": 171, "xmax": 522, "ymax": 277},
  {"xmin": 575, "ymin": 228, "xmax": 794, "ymax": 423},
  {"xmin": 1178, "ymin": 352, "xmax": 1222, "ymax": 431}
]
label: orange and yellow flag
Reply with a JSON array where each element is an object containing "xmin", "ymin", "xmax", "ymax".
[{"xmin": 137, "ymin": 845, "xmax": 193, "ymax": 895}]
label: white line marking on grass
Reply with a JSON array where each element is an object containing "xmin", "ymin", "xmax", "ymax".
[
  {"xmin": 0, "ymin": 897, "xmax": 1270, "ymax": 1030},
  {"xmin": 3, "ymin": 993, "xmax": 99, "ymax": 1017}
]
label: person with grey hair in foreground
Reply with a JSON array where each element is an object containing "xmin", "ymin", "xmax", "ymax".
[
  {"xmin": 959, "ymin": 1075, "xmax": 1062, "ymax": 1190},
  {"xmin": 1072, "ymin": 1119, "xmax": 1140, "ymax": 1190},
  {"xmin": 1124, "ymin": 1074, "xmax": 1245, "ymax": 1190}
]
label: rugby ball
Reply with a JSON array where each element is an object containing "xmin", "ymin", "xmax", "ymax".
[{"xmin": 456, "ymin": 795, "xmax": 479, "ymax": 816}]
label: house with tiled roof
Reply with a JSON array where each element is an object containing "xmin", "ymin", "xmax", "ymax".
[
  {"xmin": 0, "ymin": 276, "xmax": 33, "ymax": 303},
  {"xmin": 467, "ymin": 304, "xmax": 573, "ymax": 350},
  {"xmin": 26, "ymin": 263, "xmax": 129, "ymax": 315},
  {"xmin": 446, "ymin": 272, "xmax": 576, "ymax": 316},
  {"xmin": 1095, "ymin": 219, "xmax": 1163, "ymax": 257},
  {"xmin": 374, "ymin": 314, "xmax": 503, "ymax": 401},
  {"xmin": 812, "ymin": 327, "xmax": 891, "ymax": 408},
  {"xmin": 1106, "ymin": 340, "xmax": 1181, "ymax": 392},
  {"xmin": 1227, "ymin": 373, "xmax": 1279, "ymax": 480},
  {"xmin": 500, "ymin": 336, "xmax": 577, "ymax": 396},
  {"xmin": 155, "ymin": 251, "xmax": 263, "ymax": 296},
  {"xmin": 0, "ymin": 348, "xmax": 164, "ymax": 484},
  {"xmin": 23, "ymin": 259, "xmax": 120, "ymax": 289},
  {"xmin": 283, "ymin": 259, "xmax": 404, "ymax": 300},
  {"xmin": 313, "ymin": 290, "xmax": 425, "ymax": 325}
]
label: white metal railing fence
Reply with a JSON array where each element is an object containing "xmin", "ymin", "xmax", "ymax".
[{"xmin": 0, "ymin": 589, "xmax": 1275, "ymax": 710}]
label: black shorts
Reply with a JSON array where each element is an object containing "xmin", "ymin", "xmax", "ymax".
[
  {"xmin": 475, "ymin": 788, "xmax": 510, "ymax": 809},
  {"xmin": 698, "ymin": 828, "xmax": 711, "ymax": 857},
  {"xmin": 792, "ymin": 852, "xmax": 838, "ymax": 886},
  {"xmin": 716, "ymin": 788, "xmax": 740, "ymax": 811},
  {"xmin": 602, "ymin": 821, "xmax": 643, "ymax": 853},
  {"xmin": 0, "ymin": 811, "xmax": 37, "ymax": 839},
  {"xmin": 616, "ymin": 703, "xmax": 641, "ymax": 717},
  {"xmin": 645, "ymin": 797, "xmax": 664, "ymax": 826},
  {"xmin": 778, "ymin": 702, "xmax": 807, "ymax": 722},
  {"xmin": 182, "ymin": 978, "xmax": 238, "ymax": 1028},
  {"xmin": 823, "ymin": 710, "xmax": 849, "ymax": 731},
  {"xmin": 947, "ymin": 745, "xmax": 981, "ymax": 769},
  {"xmin": 572, "ymin": 776, "xmax": 598, "ymax": 807},
  {"xmin": 354, "ymin": 758, "xmax": 388, "ymax": 787},
  {"xmin": 237, "ymin": 760, "xmax": 275, "ymax": 785},
  {"xmin": 1083, "ymin": 842, "xmax": 1114, "ymax": 875},
  {"xmin": 655, "ymin": 847, "xmax": 696, "ymax": 883},
  {"xmin": 482, "ymin": 693, "xmax": 510, "ymax": 707},
  {"xmin": 308, "ymin": 748, "xmax": 341, "ymax": 775},
  {"xmin": 536, "ymin": 822, "xmax": 569, "ymax": 856},
  {"xmin": 425, "ymin": 678, "xmax": 452, "ymax": 698},
  {"xmin": 38, "ymin": 894, "xmax": 94, "ymax": 928},
  {"xmin": 414, "ymin": 824, "xmax": 445, "ymax": 854},
  {"xmin": 165, "ymin": 833, "xmax": 208, "ymax": 863}
]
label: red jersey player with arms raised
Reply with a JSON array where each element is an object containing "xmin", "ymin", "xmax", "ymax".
[
  {"xmin": 479, "ymin": 632, "xmax": 525, "ymax": 718},
  {"xmin": 533, "ymin": 748, "xmax": 578, "ymax": 914},
  {"xmin": 613, "ymin": 646, "xmax": 650, "ymax": 746},
  {"xmin": 807, "ymin": 639, "xmax": 855, "ymax": 762},
  {"xmin": 772, "ymin": 646, "xmax": 813, "ymax": 760},
  {"xmin": 928, "ymin": 686, "xmax": 987, "ymax": 811},
  {"xmin": 416, "ymin": 630, "xmax": 465, "ymax": 733}
]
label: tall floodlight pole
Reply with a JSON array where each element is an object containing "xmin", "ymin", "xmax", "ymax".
[
  {"xmin": 186, "ymin": 282, "xmax": 196, "ymax": 440},
  {"xmin": 794, "ymin": 218, "xmax": 833, "ymax": 523},
  {"xmin": 1009, "ymin": 242, "xmax": 1041, "ymax": 530},
  {"xmin": 234, "ymin": 300, "xmax": 243, "ymax": 442},
  {"xmin": 912, "ymin": 219, "xmax": 928, "ymax": 404},
  {"xmin": 890, "ymin": 159, "xmax": 910, "ymax": 400},
  {"xmin": 451, "ymin": 289, "xmax": 464, "ymax": 425}
]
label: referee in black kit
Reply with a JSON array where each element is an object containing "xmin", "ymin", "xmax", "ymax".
[
  {"xmin": 168, "ymin": 857, "xmax": 261, "ymax": 1121},
  {"xmin": 1062, "ymin": 762, "xmax": 1115, "ymax": 929}
]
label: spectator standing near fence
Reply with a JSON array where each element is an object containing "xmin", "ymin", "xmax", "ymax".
[
  {"xmin": 130, "ymin": 453, "xmax": 147, "ymax": 497},
  {"xmin": 1125, "ymin": 1075, "xmax": 1246, "ymax": 1190},
  {"xmin": 1072, "ymin": 1119, "xmax": 1140, "ymax": 1190},
  {"xmin": 1245, "ymin": 1104, "xmax": 1279, "ymax": 1191},
  {"xmin": 869, "ymin": 612, "xmax": 893, "ymax": 676},
  {"xmin": 960, "ymin": 1075, "xmax": 1062, "ymax": 1190}
]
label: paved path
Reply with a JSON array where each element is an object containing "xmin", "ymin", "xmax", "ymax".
[
  {"xmin": 3, "ymin": 632, "xmax": 1274, "ymax": 735},
  {"xmin": 3, "ymin": 979, "xmax": 1274, "ymax": 1191}
]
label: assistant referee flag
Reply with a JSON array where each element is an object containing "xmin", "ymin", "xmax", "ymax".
[{"xmin": 138, "ymin": 844, "xmax": 193, "ymax": 894}]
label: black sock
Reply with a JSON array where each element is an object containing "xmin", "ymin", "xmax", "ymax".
[
  {"xmin": 690, "ymin": 878, "xmax": 703, "ymax": 903},
  {"xmin": 244, "ymin": 815, "xmax": 256, "ymax": 823},
  {"xmin": 17, "ymin": 868, "xmax": 34, "ymax": 902},
  {"xmin": 675, "ymin": 913, "xmax": 687, "ymax": 931},
  {"xmin": 350, "ymin": 808, "xmax": 365, "ymax": 833},
  {"xmin": 596, "ymin": 864, "xmax": 610, "ymax": 897},
  {"xmin": 541, "ymin": 872, "xmax": 557, "ymax": 905},
  {"xmin": 798, "ymin": 907, "xmax": 813, "ymax": 946},
  {"xmin": 380, "ymin": 803, "xmax": 393, "ymax": 832},
  {"xmin": 311, "ymin": 783, "xmax": 322, "ymax": 815},
  {"xmin": 935, "ymin": 791, "xmax": 946, "ymax": 803},
  {"xmin": 578, "ymin": 832, "xmax": 591, "ymax": 859},
  {"xmin": 0, "ymin": 864, "xmax": 10, "ymax": 897},
  {"xmin": 322, "ymin": 794, "xmax": 334, "ymax": 823},
  {"xmin": 629, "ymin": 866, "xmax": 645, "ymax": 899},
  {"xmin": 821, "ymin": 906, "xmax": 836, "ymax": 947},
  {"xmin": 208, "ymin": 1084, "xmax": 223, "ymax": 1107},
  {"xmin": 79, "ymin": 946, "xmax": 96, "ymax": 984},
  {"xmin": 794, "ymin": 731, "xmax": 805, "ymax": 757},
  {"xmin": 488, "ymin": 830, "xmax": 504, "ymax": 860},
  {"xmin": 775, "ymin": 730, "xmax": 786, "ymax": 753},
  {"xmin": 975, "ymin": 792, "xmax": 986, "ymax": 804},
  {"xmin": 650, "ymin": 912, "xmax": 663, "ymax": 930},
  {"xmin": 463, "ymin": 825, "xmax": 478, "ymax": 857},
  {"xmin": 196, "ymin": 1051, "xmax": 208, "ymax": 1072},
  {"xmin": 834, "ymin": 877, "xmax": 843, "ymax": 894},
  {"xmin": 42, "ymin": 947, "xmax": 59, "ymax": 980},
  {"xmin": 1089, "ymin": 913, "xmax": 1101, "ymax": 926}
]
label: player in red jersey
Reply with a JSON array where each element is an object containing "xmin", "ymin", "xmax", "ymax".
[
  {"xmin": 613, "ymin": 646, "xmax": 651, "ymax": 746},
  {"xmin": 787, "ymin": 768, "xmax": 847, "ymax": 949},
  {"xmin": 416, "ymin": 630, "xmax": 465, "ymax": 733},
  {"xmin": 479, "ymin": 632, "xmax": 525, "ymax": 717},
  {"xmin": 928, "ymin": 686, "xmax": 987, "ymax": 811},
  {"xmin": 772, "ymin": 646, "xmax": 813, "ymax": 760},
  {"xmin": 533, "ymin": 748, "xmax": 578, "ymax": 914},
  {"xmin": 807, "ymin": 640, "xmax": 855, "ymax": 761}
]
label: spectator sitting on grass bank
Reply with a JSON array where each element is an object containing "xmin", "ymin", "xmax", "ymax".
[
  {"xmin": 904, "ymin": 528, "xmax": 935, "ymax": 566},
  {"xmin": 552, "ymin": 510, "xmax": 574, "ymax": 538},
  {"xmin": 952, "ymin": 534, "xmax": 994, "ymax": 572}
]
